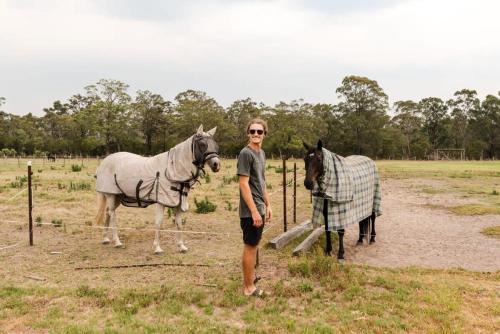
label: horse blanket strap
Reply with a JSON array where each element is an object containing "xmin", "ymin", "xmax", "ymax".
[
  {"xmin": 311, "ymin": 149, "xmax": 382, "ymax": 231},
  {"xmin": 114, "ymin": 172, "xmax": 160, "ymax": 208}
]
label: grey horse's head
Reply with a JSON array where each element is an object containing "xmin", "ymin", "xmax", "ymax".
[{"xmin": 193, "ymin": 125, "xmax": 221, "ymax": 172}]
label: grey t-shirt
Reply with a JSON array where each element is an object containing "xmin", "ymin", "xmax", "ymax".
[{"xmin": 237, "ymin": 146, "xmax": 266, "ymax": 218}]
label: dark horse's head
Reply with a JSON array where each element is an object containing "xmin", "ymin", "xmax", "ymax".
[
  {"xmin": 303, "ymin": 140, "xmax": 325, "ymax": 190},
  {"xmin": 193, "ymin": 125, "xmax": 221, "ymax": 172}
]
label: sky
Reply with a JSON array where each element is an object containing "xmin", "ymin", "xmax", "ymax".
[{"xmin": 0, "ymin": 0, "xmax": 499, "ymax": 116}]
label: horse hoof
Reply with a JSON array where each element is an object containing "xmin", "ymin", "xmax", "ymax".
[
  {"xmin": 154, "ymin": 249, "xmax": 164, "ymax": 255},
  {"xmin": 102, "ymin": 239, "xmax": 110, "ymax": 245},
  {"xmin": 356, "ymin": 240, "xmax": 363, "ymax": 246},
  {"xmin": 324, "ymin": 250, "xmax": 332, "ymax": 257},
  {"xmin": 338, "ymin": 258, "xmax": 345, "ymax": 264},
  {"xmin": 114, "ymin": 243, "xmax": 123, "ymax": 248},
  {"xmin": 369, "ymin": 238, "xmax": 376, "ymax": 244}
]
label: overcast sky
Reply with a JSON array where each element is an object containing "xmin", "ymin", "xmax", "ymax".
[{"xmin": 1, "ymin": 0, "xmax": 499, "ymax": 116}]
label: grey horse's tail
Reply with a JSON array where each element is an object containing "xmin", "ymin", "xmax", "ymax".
[{"xmin": 95, "ymin": 192, "xmax": 106, "ymax": 226}]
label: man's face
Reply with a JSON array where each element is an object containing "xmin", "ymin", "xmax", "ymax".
[{"xmin": 247, "ymin": 123, "xmax": 265, "ymax": 145}]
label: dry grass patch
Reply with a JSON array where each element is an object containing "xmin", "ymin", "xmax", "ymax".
[{"xmin": 481, "ymin": 226, "xmax": 500, "ymax": 239}]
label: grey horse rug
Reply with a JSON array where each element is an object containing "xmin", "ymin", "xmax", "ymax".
[
  {"xmin": 96, "ymin": 136, "xmax": 198, "ymax": 211},
  {"xmin": 311, "ymin": 148, "xmax": 382, "ymax": 231}
]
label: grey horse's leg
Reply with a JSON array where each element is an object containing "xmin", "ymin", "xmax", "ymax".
[
  {"xmin": 106, "ymin": 195, "xmax": 122, "ymax": 247},
  {"xmin": 102, "ymin": 195, "xmax": 111, "ymax": 244},
  {"xmin": 153, "ymin": 203, "xmax": 165, "ymax": 254},
  {"xmin": 174, "ymin": 207, "xmax": 188, "ymax": 253}
]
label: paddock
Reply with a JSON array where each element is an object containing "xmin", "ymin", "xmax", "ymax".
[{"xmin": 1, "ymin": 157, "xmax": 499, "ymax": 332}]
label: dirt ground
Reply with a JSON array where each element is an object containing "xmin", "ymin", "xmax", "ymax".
[
  {"xmin": 347, "ymin": 178, "xmax": 500, "ymax": 272},
  {"xmin": 1, "ymin": 172, "xmax": 499, "ymax": 293}
]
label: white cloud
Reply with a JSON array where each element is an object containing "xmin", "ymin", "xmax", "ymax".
[{"xmin": 0, "ymin": 0, "xmax": 499, "ymax": 114}]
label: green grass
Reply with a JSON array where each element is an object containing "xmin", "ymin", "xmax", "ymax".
[
  {"xmin": 1, "ymin": 263, "xmax": 497, "ymax": 333},
  {"xmin": 377, "ymin": 160, "xmax": 500, "ymax": 178},
  {"xmin": 1, "ymin": 158, "xmax": 499, "ymax": 333}
]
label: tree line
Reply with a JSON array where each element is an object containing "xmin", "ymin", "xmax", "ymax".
[{"xmin": 0, "ymin": 76, "xmax": 498, "ymax": 159}]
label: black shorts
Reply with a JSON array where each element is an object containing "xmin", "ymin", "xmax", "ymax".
[{"xmin": 240, "ymin": 216, "xmax": 265, "ymax": 246}]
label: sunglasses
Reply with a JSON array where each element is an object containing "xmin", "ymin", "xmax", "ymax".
[{"xmin": 248, "ymin": 129, "xmax": 264, "ymax": 135}]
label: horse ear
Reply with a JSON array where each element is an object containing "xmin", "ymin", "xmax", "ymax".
[
  {"xmin": 317, "ymin": 140, "xmax": 323, "ymax": 150},
  {"xmin": 196, "ymin": 125, "xmax": 203, "ymax": 134},
  {"xmin": 207, "ymin": 127, "xmax": 217, "ymax": 136},
  {"xmin": 303, "ymin": 140, "xmax": 312, "ymax": 151}
]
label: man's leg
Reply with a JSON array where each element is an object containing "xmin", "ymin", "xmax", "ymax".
[{"xmin": 242, "ymin": 244, "xmax": 258, "ymax": 295}]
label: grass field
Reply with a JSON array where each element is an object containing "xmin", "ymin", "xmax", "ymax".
[{"xmin": 0, "ymin": 158, "xmax": 499, "ymax": 333}]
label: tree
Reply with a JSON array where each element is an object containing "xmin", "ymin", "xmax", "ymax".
[
  {"xmin": 470, "ymin": 93, "xmax": 500, "ymax": 159},
  {"xmin": 84, "ymin": 79, "xmax": 132, "ymax": 154},
  {"xmin": 172, "ymin": 90, "xmax": 235, "ymax": 153},
  {"xmin": 335, "ymin": 76, "xmax": 390, "ymax": 157},
  {"xmin": 419, "ymin": 97, "xmax": 450, "ymax": 150},
  {"xmin": 131, "ymin": 90, "xmax": 171, "ymax": 155},
  {"xmin": 447, "ymin": 89, "xmax": 480, "ymax": 154},
  {"xmin": 392, "ymin": 100, "xmax": 423, "ymax": 158}
]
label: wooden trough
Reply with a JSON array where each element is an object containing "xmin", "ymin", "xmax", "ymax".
[
  {"xmin": 268, "ymin": 220, "xmax": 312, "ymax": 249},
  {"xmin": 292, "ymin": 227, "xmax": 323, "ymax": 256}
]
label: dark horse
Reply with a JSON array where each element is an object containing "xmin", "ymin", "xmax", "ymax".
[
  {"xmin": 47, "ymin": 153, "xmax": 56, "ymax": 162},
  {"xmin": 303, "ymin": 140, "xmax": 380, "ymax": 260}
]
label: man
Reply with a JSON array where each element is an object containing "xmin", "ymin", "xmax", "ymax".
[{"xmin": 237, "ymin": 118, "xmax": 272, "ymax": 297}]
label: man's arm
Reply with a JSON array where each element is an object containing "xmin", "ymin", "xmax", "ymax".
[
  {"xmin": 263, "ymin": 187, "xmax": 272, "ymax": 222},
  {"xmin": 239, "ymin": 175, "xmax": 263, "ymax": 227}
]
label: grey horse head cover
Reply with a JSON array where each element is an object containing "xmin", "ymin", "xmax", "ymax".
[{"xmin": 319, "ymin": 148, "xmax": 354, "ymax": 203}]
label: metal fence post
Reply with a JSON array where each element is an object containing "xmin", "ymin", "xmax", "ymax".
[{"xmin": 28, "ymin": 161, "xmax": 33, "ymax": 246}]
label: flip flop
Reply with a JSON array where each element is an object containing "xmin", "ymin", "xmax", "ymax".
[{"xmin": 250, "ymin": 288, "xmax": 264, "ymax": 297}]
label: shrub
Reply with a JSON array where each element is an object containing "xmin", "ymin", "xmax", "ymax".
[
  {"xmin": 288, "ymin": 260, "xmax": 311, "ymax": 277},
  {"xmin": 194, "ymin": 197, "xmax": 217, "ymax": 214},
  {"xmin": 203, "ymin": 173, "xmax": 211, "ymax": 184},
  {"xmin": 69, "ymin": 181, "xmax": 91, "ymax": 191},
  {"xmin": 71, "ymin": 164, "xmax": 82, "ymax": 172},
  {"xmin": 35, "ymin": 216, "xmax": 42, "ymax": 227},
  {"xmin": 51, "ymin": 219, "xmax": 63, "ymax": 227},
  {"xmin": 492, "ymin": 189, "xmax": 499, "ymax": 195}
]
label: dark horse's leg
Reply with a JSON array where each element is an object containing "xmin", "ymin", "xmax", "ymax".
[
  {"xmin": 337, "ymin": 229, "xmax": 345, "ymax": 260},
  {"xmin": 370, "ymin": 212, "xmax": 376, "ymax": 244},
  {"xmin": 357, "ymin": 218, "xmax": 368, "ymax": 245},
  {"xmin": 323, "ymin": 199, "xmax": 332, "ymax": 256}
]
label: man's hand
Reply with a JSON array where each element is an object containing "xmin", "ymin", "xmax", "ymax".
[
  {"xmin": 252, "ymin": 210, "xmax": 263, "ymax": 227},
  {"xmin": 266, "ymin": 205, "xmax": 272, "ymax": 222}
]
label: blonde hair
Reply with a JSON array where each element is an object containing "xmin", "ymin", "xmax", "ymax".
[{"xmin": 246, "ymin": 118, "xmax": 268, "ymax": 135}]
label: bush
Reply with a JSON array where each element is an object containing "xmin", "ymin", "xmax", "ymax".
[
  {"xmin": 203, "ymin": 173, "xmax": 211, "ymax": 184},
  {"xmin": 69, "ymin": 181, "xmax": 91, "ymax": 191},
  {"xmin": 71, "ymin": 164, "xmax": 82, "ymax": 172},
  {"xmin": 51, "ymin": 219, "xmax": 63, "ymax": 227},
  {"xmin": 194, "ymin": 197, "xmax": 217, "ymax": 214}
]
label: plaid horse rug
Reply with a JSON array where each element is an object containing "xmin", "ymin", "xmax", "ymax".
[{"xmin": 311, "ymin": 149, "xmax": 382, "ymax": 231}]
